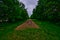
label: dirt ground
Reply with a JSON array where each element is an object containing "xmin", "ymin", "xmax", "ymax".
[{"xmin": 15, "ymin": 19, "xmax": 39, "ymax": 30}]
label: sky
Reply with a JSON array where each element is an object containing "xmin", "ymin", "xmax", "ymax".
[{"xmin": 18, "ymin": 0, "xmax": 39, "ymax": 17}]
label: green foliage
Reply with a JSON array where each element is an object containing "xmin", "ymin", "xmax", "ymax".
[
  {"xmin": 31, "ymin": 0, "xmax": 60, "ymax": 22},
  {"xmin": 0, "ymin": 0, "xmax": 28, "ymax": 22}
]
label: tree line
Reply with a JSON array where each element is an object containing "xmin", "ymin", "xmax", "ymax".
[
  {"xmin": 0, "ymin": 0, "xmax": 28, "ymax": 23},
  {"xmin": 31, "ymin": 0, "xmax": 60, "ymax": 23}
]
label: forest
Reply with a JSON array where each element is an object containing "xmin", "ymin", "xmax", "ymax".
[
  {"xmin": 0, "ymin": 0, "xmax": 28, "ymax": 23},
  {"xmin": 31, "ymin": 0, "xmax": 60, "ymax": 25},
  {"xmin": 0, "ymin": 0, "xmax": 60, "ymax": 25},
  {"xmin": 0, "ymin": 0, "xmax": 60, "ymax": 40}
]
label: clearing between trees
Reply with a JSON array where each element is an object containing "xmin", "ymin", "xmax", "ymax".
[{"xmin": 16, "ymin": 19, "xmax": 39, "ymax": 30}]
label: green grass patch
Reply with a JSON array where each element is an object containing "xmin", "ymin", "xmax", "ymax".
[{"xmin": 0, "ymin": 19, "xmax": 60, "ymax": 40}]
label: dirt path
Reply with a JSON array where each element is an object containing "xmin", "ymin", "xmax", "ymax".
[{"xmin": 15, "ymin": 19, "xmax": 39, "ymax": 30}]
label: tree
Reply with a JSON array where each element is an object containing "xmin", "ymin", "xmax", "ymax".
[
  {"xmin": 0, "ymin": 0, "xmax": 28, "ymax": 22},
  {"xmin": 31, "ymin": 0, "xmax": 60, "ymax": 22}
]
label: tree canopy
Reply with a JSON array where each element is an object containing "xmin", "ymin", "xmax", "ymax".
[
  {"xmin": 0, "ymin": 0, "xmax": 29, "ymax": 22},
  {"xmin": 31, "ymin": 0, "xmax": 60, "ymax": 22}
]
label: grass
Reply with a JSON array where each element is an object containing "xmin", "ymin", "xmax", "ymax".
[
  {"xmin": 33, "ymin": 19, "xmax": 60, "ymax": 40},
  {"xmin": 0, "ymin": 19, "xmax": 60, "ymax": 40}
]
